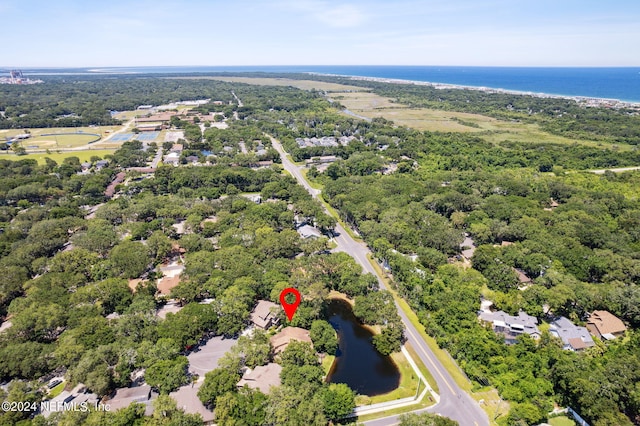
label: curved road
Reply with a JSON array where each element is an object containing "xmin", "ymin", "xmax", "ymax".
[{"xmin": 269, "ymin": 136, "xmax": 489, "ymax": 426}]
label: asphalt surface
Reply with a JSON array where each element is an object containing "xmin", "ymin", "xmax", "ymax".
[
  {"xmin": 150, "ymin": 146, "xmax": 163, "ymax": 168},
  {"xmin": 187, "ymin": 335, "xmax": 238, "ymax": 377},
  {"xmin": 270, "ymin": 136, "xmax": 490, "ymax": 426}
]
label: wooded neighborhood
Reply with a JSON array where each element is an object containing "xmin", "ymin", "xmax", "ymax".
[{"xmin": 1, "ymin": 73, "xmax": 639, "ymax": 426}]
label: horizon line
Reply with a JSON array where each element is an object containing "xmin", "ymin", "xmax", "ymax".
[{"xmin": 3, "ymin": 64, "xmax": 640, "ymax": 70}]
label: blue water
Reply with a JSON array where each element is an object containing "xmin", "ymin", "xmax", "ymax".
[{"xmin": 7, "ymin": 65, "xmax": 640, "ymax": 103}]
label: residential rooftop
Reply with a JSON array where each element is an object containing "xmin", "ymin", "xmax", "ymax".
[
  {"xmin": 549, "ymin": 316, "xmax": 595, "ymax": 351},
  {"xmin": 479, "ymin": 310, "xmax": 540, "ymax": 344},
  {"xmin": 587, "ymin": 310, "xmax": 627, "ymax": 340},
  {"xmin": 250, "ymin": 300, "xmax": 280, "ymax": 329},
  {"xmin": 237, "ymin": 363, "xmax": 282, "ymax": 394},
  {"xmin": 270, "ymin": 327, "xmax": 313, "ymax": 354}
]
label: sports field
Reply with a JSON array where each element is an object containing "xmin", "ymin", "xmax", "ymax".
[
  {"xmin": 108, "ymin": 131, "xmax": 160, "ymax": 142},
  {"xmin": 135, "ymin": 132, "xmax": 159, "ymax": 141},
  {"xmin": 20, "ymin": 133, "xmax": 101, "ymax": 149},
  {"xmin": 1, "ymin": 126, "xmax": 121, "ymax": 150},
  {"xmin": 109, "ymin": 133, "xmax": 134, "ymax": 142}
]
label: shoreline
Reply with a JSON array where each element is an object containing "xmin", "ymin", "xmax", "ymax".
[
  {"xmin": 308, "ymin": 72, "xmax": 640, "ymax": 109},
  {"xmin": 6, "ymin": 66, "xmax": 639, "ymax": 107}
]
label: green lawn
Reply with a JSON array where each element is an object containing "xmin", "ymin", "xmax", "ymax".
[
  {"xmin": 330, "ymin": 88, "xmax": 634, "ymax": 152},
  {"xmin": 355, "ymin": 351, "xmax": 420, "ymax": 406},
  {"xmin": 354, "ymin": 348, "xmax": 437, "ymax": 423},
  {"xmin": 1, "ymin": 126, "xmax": 120, "ymax": 139},
  {"xmin": 48, "ymin": 381, "xmax": 65, "ymax": 398},
  {"xmin": 300, "ymin": 168, "xmax": 324, "ymax": 190},
  {"xmin": 405, "ymin": 343, "xmax": 439, "ymax": 393},
  {"xmin": 549, "ymin": 415, "xmax": 576, "ymax": 426},
  {"xmin": 24, "ymin": 133, "xmax": 101, "ymax": 149},
  {"xmin": 322, "ymin": 354, "xmax": 336, "ymax": 375}
]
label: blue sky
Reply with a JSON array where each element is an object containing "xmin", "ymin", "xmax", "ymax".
[{"xmin": 2, "ymin": 0, "xmax": 639, "ymax": 67}]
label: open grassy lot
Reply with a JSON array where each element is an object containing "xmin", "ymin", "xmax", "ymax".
[
  {"xmin": 209, "ymin": 75, "xmax": 632, "ymax": 152},
  {"xmin": 334, "ymin": 90, "xmax": 634, "ymax": 151},
  {"xmin": 549, "ymin": 416, "xmax": 576, "ymax": 426},
  {"xmin": 19, "ymin": 133, "xmax": 101, "ymax": 149},
  {"xmin": 2, "ymin": 126, "xmax": 125, "ymax": 151},
  {"xmin": 321, "ymin": 354, "xmax": 335, "ymax": 375},
  {"xmin": 1, "ymin": 126, "xmax": 121, "ymax": 139},
  {"xmin": 0, "ymin": 149, "xmax": 115, "ymax": 164},
  {"xmin": 112, "ymin": 110, "xmax": 139, "ymax": 120},
  {"xmin": 91, "ymin": 141, "xmax": 127, "ymax": 150},
  {"xmin": 48, "ymin": 381, "xmax": 65, "ymax": 398}
]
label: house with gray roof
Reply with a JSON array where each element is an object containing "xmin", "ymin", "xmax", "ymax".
[
  {"xmin": 549, "ymin": 316, "xmax": 595, "ymax": 351},
  {"xmin": 297, "ymin": 224, "xmax": 322, "ymax": 239},
  {"xmin": 479, "ymin": 310, "xmax": 541, "ymax": 344},
  {"xmin": 41, "ymin": 384, "xmax": 98, "ymax": 418},
  {"xmin": 250, "ymin": 300, "xmax": 280, "ymax": 329},
  {"xmin": 107, "ymin": 385, "xmax": 157, "ymax": 416}
]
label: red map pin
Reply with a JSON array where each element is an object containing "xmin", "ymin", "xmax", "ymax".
[{"xmin": 279, "ymin": 287, "xmax": 301, "ymax": 321}]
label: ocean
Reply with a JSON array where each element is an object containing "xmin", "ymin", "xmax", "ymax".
[{"xmin": 8, "ymin": 65, "xmax": 640, "ymax": 103}]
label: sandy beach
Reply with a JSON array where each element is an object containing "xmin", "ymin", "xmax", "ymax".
[{"xmin": 309, "ymin": 72, "xmax": 640, "ymax": 109}]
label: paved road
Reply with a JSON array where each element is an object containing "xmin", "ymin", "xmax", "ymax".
[
  {"xmin": 150, "ymin": 146, "xmax": 163, "ymax": 168},
  {"xmin": 590, "ymin": 166, "xmax": 640, "ymax": 174},
  {"xmin": 231, "ymin": 90, "xmax": 243, "ymax": 107},
  {"xmin": 270, "ymin": 136, "xmax": 489, "ymax": 426}
]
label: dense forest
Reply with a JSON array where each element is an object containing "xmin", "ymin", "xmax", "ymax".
[
  {"xmin": 1, "ymin": 73, "xmax": 639, "ymax": 425},
  {"xmin": 0, "ymin": 156, "xmax": 371, "ymax": 424},
  {"xmin": 0, "ymin": 126, "xmax": 397, "ymax": 424}
]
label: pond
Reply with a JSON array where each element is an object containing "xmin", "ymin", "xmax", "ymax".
[{"xmin": 325, "ymin": 298, "xmax": 401, "ymax": 395}]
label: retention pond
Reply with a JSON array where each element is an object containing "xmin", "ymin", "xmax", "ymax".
[{"xmin": 325, "ymin": 298, "xmax": 400, "ymax": 395}]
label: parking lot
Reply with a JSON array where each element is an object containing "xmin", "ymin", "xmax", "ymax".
[{"xmin": 187, "ymin": 335, "xmax": 238, "ymax": 377}]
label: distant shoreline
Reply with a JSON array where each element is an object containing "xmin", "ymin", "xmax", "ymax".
[
  {"xmin": 308, "ymin": 72, "xmax": 640, "ymax": 109},
  {"xmin": 4, "ymin": 66, "xmax": 640, "ymax": 107}
]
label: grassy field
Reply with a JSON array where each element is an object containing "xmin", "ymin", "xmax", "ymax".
[
  {"xmin": 549, "ymin": 416, "xmax": 576, "ymax": 426},
  {"xmin": 334, "ymin": 90, "xmax": 634, "ymax": 151},
  {"xmin": 2, "ymin": 126, "xmax": 125, "ymax": 152},
  {"xmin": 1, "ymin": 126, "xmax": 120, "ymax": 139},
  {"xmin": 321, "ymin": 354, "xmax": 335, "ymax": 375},
  {"xmin": 300, "ymin": 168, "xmax": 324, "ymax": 190},
  {"xmin": 405, "ymin": 343, "xmax": 438, "ymax": 394},
  {"xmin": 0, "ymin": 149, "xmax": 115, "ymax": 164},
  {"xmin": 113, "ymin": 110, "xmax": 139, "ymax": 120},
  {"xmin": 20, "ymin": 133, "xmax": 101, "ymax": 149},
  {"xmin": 219, "ymin": 76, "xmax": 632, "ymax": 152},
  {"xmin": 48, "ymin": 381, "xmax": 65, "ymax": 398}
]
